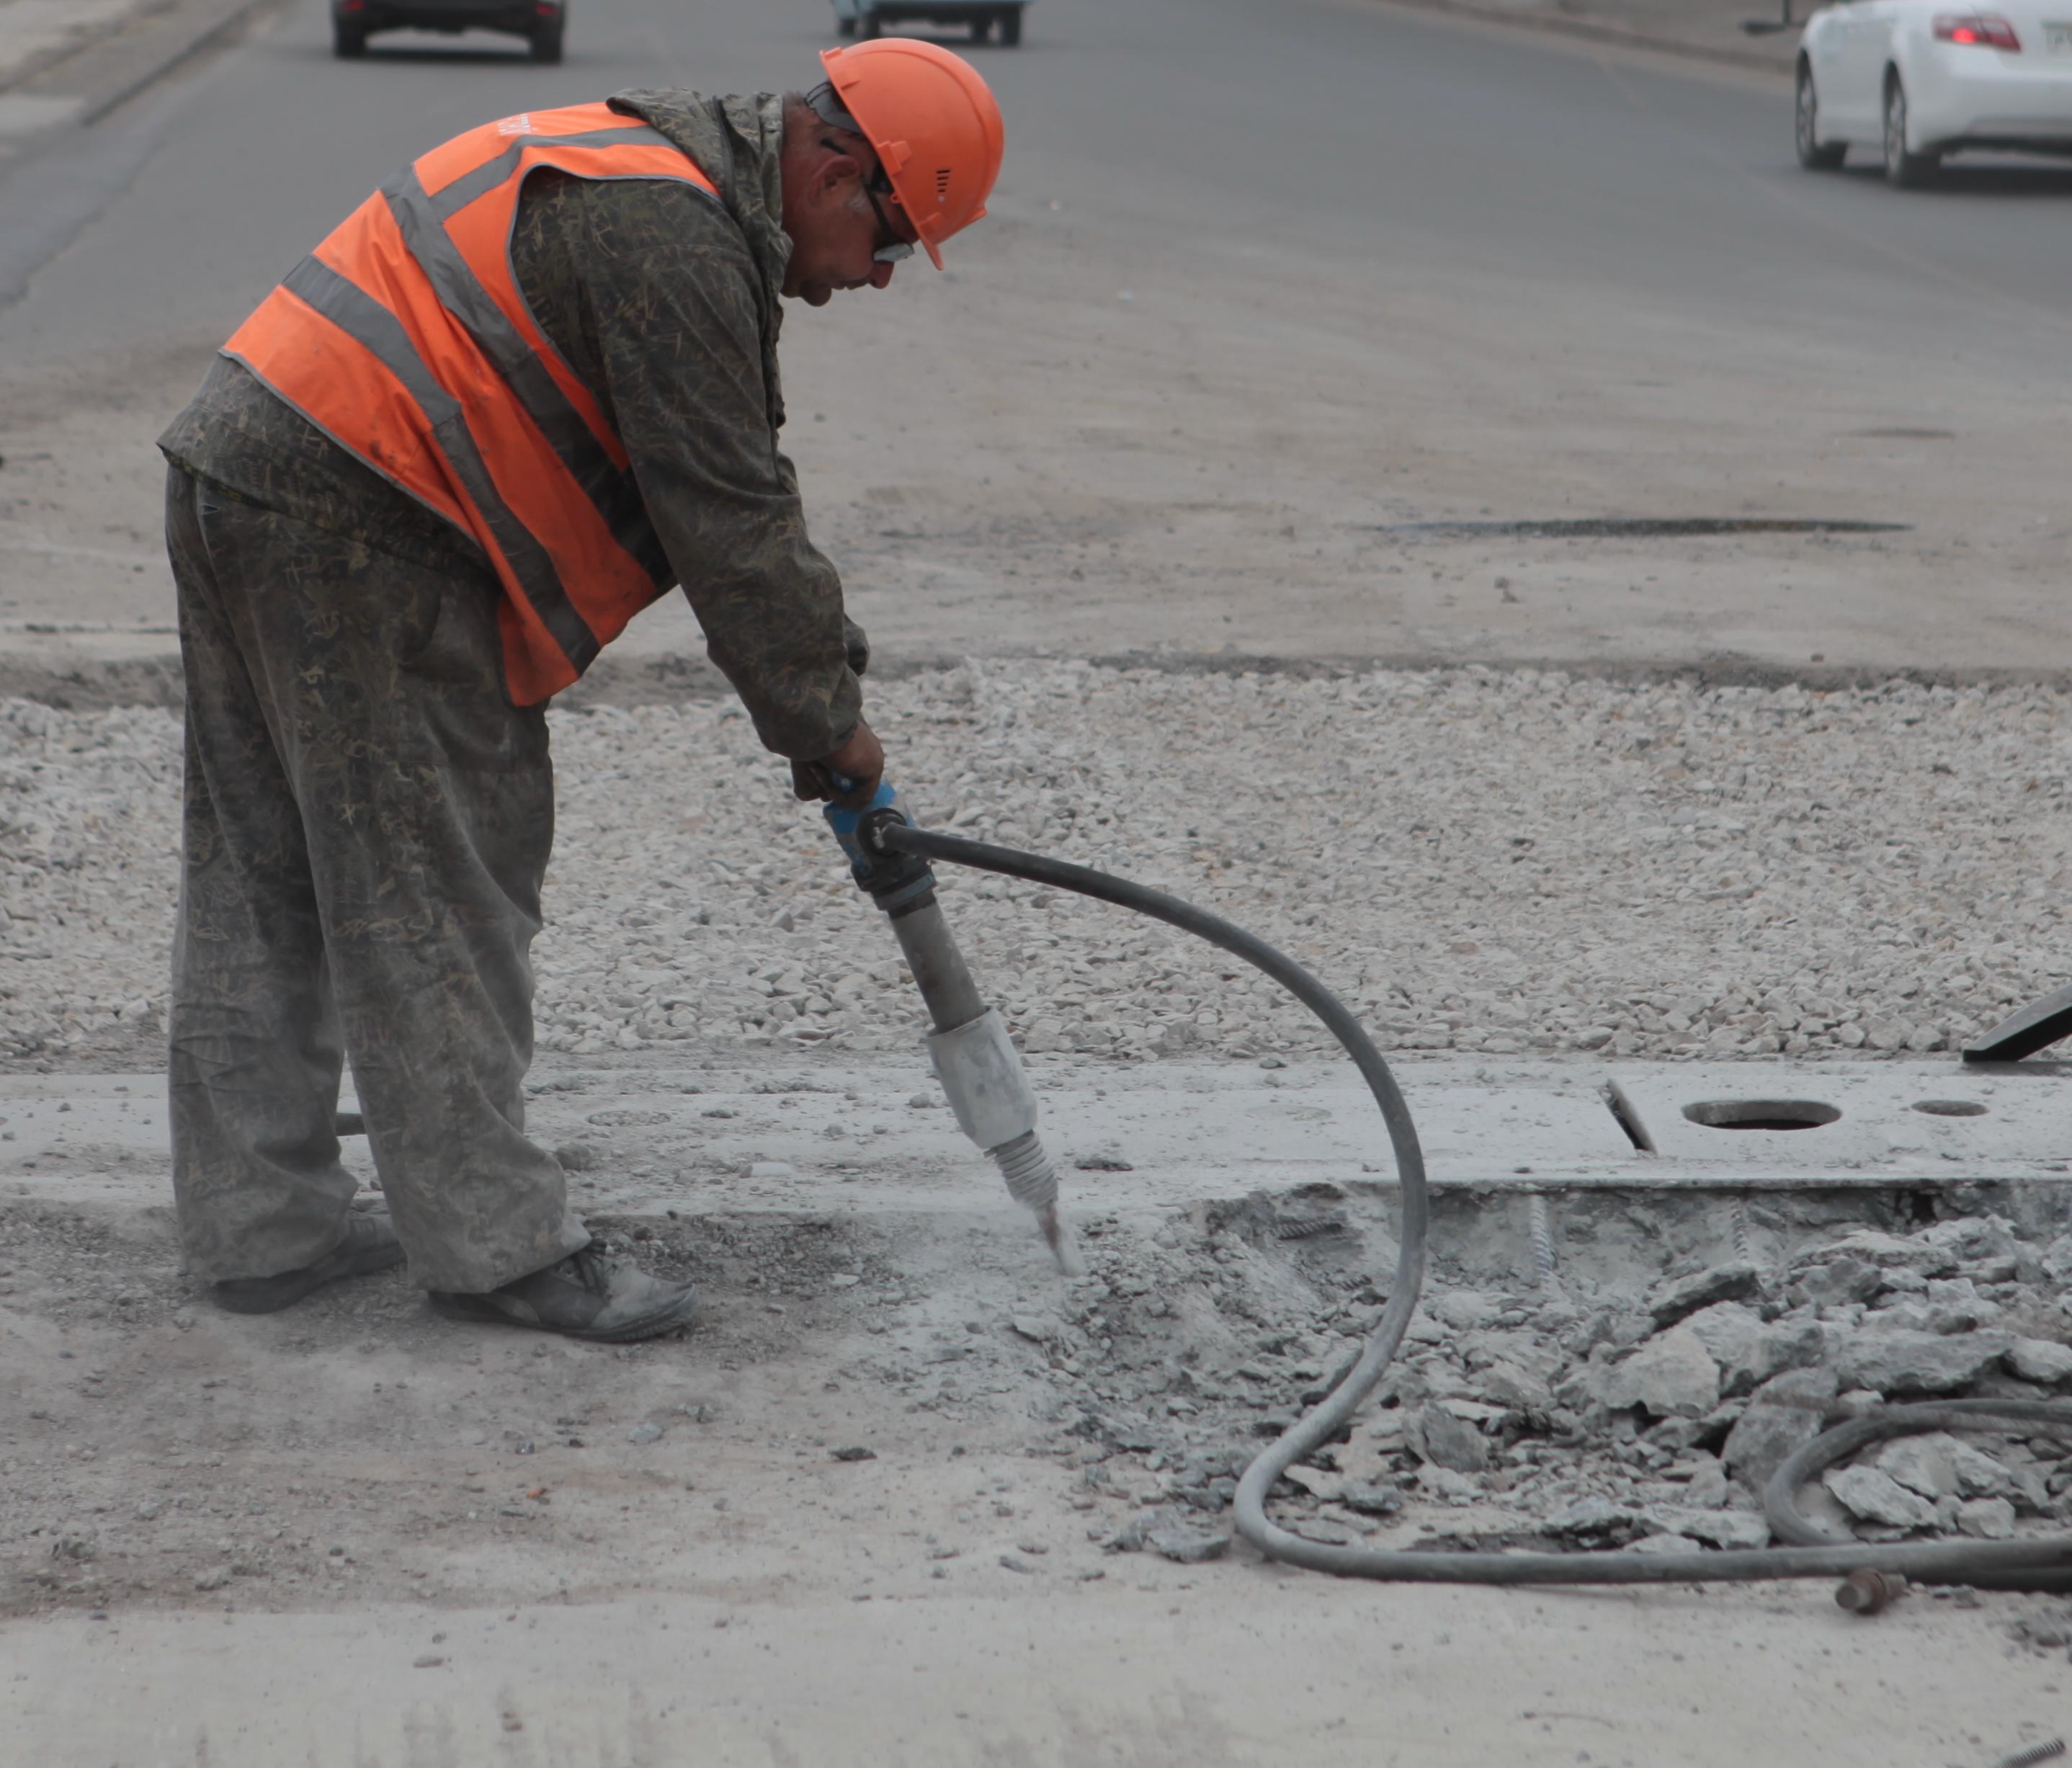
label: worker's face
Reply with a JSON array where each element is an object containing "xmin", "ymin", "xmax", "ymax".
[{"xmin": 782, "ymin": 138, "xmax": 916, "ymax": 306}]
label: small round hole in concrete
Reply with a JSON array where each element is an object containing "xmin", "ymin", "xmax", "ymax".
[
  {"xmin": 1682, "ymin": 1099, "xmax": 1841, "ymax": 1132},
  {"xmin": 1911, "ymin": 1099, "xmax": 1987, "ymax": 1118}
]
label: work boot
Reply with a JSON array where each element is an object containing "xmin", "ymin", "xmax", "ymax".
[
  {"xmin": 427, "ymin": 1244, "xmax": 696, "ymax": 1343},
  {"xmin": 211, "ymin": 1210, "xmax": 405, "ymax": 1315}
]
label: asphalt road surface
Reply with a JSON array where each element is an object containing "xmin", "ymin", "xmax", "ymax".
[{"xmin": 1, "ymin": 0, "xmax": 2068, "ymax": 681}]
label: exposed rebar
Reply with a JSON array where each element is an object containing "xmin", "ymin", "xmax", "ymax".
[
  {"xmin": 1987, "ymin": 1741, "xmax": 2066, "ymax": 1768},
  {"xmin": 1527, "ymin": 1192, "xmax": 1557, "ymax": 1288}
]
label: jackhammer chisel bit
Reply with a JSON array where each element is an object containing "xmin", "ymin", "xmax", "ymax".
[{"xmin": 825, "ymin": 784, "xmax": 1078, "ymax": 1273}]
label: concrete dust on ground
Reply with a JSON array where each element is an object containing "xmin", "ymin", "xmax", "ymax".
[{"xmin": 6, "ymin": 1046, "xmax": 2072, "ymax": 1761}]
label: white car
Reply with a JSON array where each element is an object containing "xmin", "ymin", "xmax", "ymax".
[{"xmin": 1796, "ymin": 0, "xmax": 2072, "ymax": 182}]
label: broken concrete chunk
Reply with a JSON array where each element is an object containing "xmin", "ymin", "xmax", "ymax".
[
  {"xmin": 1836, "ymin": 1329, "xmax": 2013, "ymax": 1397},
  {"xmin": 1411, "ymin": 1465, "xmax": 1483, "ymax": 1504},
  {"xmin": 553, "ymin": 1140, "xmax": 602, "ymax": 1173},
  {"xmin": 1414, "ymin": 1403, "xmax": 1491, "ymax": 1474},
  {"xmin": 1596, "ymin": 1325, "xmax": 1720, "ymax": 1419},
  {"xmin": 2006, "ymin": 1338, "xmax": 2072, "ymax": 1385},
  {"xmin": 1476, "ymin": 1360, "xmax": 1555, "ymax": 1414},
  {"xmin": 1339, "ymin": 1482, "xmax": 1403, "ymax": 1517},
  {"xmin": 1798, "ymin": 1231, "xmax": 1960, "ymax": 1279},
  {"xmin": 1278, "ymin": 1463, "xmax": 1341, "ymax": 1500},
  {"xmin": 1647, "ymin": 1261, "xmax": 1764, "ymax": 1329},
  {"xmin": 1671, "ymin": 1460, "xmax": 1732, "ymax": 1510},
  {"xmin": 1542, "ymin": 1496, "xmax": 1639, "ymax": 1538},
  {"xmin": 1104, "ymin": 1507, "xmax": 1182, "ymax": 1553},
  {"xmin": 1425, "ymin": 1291, "xmax": 1502, "ymax": 1332},
  {"xmin": 1919, "ymin": 1216, "xmax": 2019, "ymax": 1262},
  {"xmin": 1873, "ymin": 1434, "xmax": 1960, "ymax": 1500},
  {"xmin": 1956, "ymin": 1496, "xmax": 2018, "ymax": 1540},
  {"xmin": 2037, "ymin": 1234, "xmax": 2072, "ymax": 1285},
  {"xmin": 1790, "ymin": 1480, "xmax": 1857, "ymax": 1541},
  {"xmin": 1824, "ymin": 1465, "xmax": 1939, "ymax": 1530},
  {"xmin": 1723, "ymin": 1399, "xmax": 1828, "ymax": 1495},
  {"xmin": 1643, "ymin": 1506, "xmax": 1772, "ymax": 1551},
  {"xmin": 1792, "ymin": 1256, "xmax": 1884, "ymax": 1308},
  {"xmin": 1287, "ymin": 1517, "xmax": 1357, "ymax": 1548},
  {"xmin": 1944, "ymin": 1439, "xmax": 2049, "ymax": 1511},
  {"xmin": 1145, "ymin": 1524, "xmax": 1231, "ymax": 1564},
  {"xmin": 1681, "ymin": 1302, "xmax": 1823, "ymax": 1398}
]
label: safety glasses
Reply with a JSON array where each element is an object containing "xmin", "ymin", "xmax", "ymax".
[{"xmin": 857, "ymin": 172, "xmax": 914, "ymax": 264}]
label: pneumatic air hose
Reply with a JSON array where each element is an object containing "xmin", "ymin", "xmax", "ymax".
[{"xmin": 844, "ymin": 805, "xmax": 2072, "ymax": 1594}]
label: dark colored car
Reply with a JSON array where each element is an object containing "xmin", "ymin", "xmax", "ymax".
[
  {"xmin": 332, "ymin": 0, "xmax": 566, "ymax": 62},
  {"xmin": 833, "ymin": 0, "xmax": 1024, "ymax": 44}
]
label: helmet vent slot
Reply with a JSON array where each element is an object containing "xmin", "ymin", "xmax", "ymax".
[{"xmin": 935, "ymin": 166, "xmax": 952, "ymax": 197}]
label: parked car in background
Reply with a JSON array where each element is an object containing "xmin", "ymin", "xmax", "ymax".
[
  {"xmin": 1795, "ymin": 0, "xmax": 2072, "ymax": 183},
  {"xmin": 831, "ymin": 0, "xmax": 1024, "ymax": 45},
  {"xmin": 333, "ymin": 0, "xmax": 566, "ymax": 62}
]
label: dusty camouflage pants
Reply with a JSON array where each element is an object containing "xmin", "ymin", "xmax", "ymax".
[{"xmin": 166, "ymin": 465, "xmax": 591, "ymax": 1291}]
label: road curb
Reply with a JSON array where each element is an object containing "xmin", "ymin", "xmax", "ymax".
[
  {"xmin": 6, "ymin": 644, "xmax": 2071, "ymax": 715},
  {"xmin": 1369, "ymin": 0, "xmax": 1797, "ymax": 78},
  {"xmin": 73, "ymin": 0, "xmax": 280, "ymax": 127},
  {"xmin": 0, "ymin": 1, "xmax": 176, "ymax": 99}
]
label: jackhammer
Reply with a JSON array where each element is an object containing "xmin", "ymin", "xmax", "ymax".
[{"xmin": 826, "ymin": 783, "xmax": 1076, "ymax": 1273}]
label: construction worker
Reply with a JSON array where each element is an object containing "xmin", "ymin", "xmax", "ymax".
[{"xmin": 153, "ymin": 43, "xmax": 1004, "ymax": 1341}]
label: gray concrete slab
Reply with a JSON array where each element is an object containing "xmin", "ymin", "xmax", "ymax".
[
  {"xmin": 10, "ymin": 1058, "xmax": 2069, "ymax": 1221},
  {"xmin": 1610, "ymin": 1060, "xmax": 2072, "ymax": 1176},
  {"xmin": 6, "ymin": 1579, "xmax": 2064, "ymax": 1768}
]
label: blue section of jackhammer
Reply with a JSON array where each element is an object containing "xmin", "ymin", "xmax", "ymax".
[{"xmin": 824, "ymin": 781, "xmax": 937, "ymax": 914}]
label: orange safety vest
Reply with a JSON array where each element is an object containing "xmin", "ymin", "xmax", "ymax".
[{"xmin": 224, "ymin": 103, "xmax": 721, "ymax": 704}]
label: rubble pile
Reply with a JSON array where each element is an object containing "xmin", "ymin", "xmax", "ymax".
[
  {"xmin": 4, "ymin": 663, "xmax": 2068, "ymax": 1067},
  {"xmin": 970, "ymin": 1203, "xmax": 2072, "ymax": 1566}
]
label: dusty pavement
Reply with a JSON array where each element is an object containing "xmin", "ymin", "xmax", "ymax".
[{"xmin": 6, "ymin": 1048, "xmax": 2072, "ymax": 1764}]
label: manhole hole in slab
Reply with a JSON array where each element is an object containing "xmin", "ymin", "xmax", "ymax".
[
  {"xmin": 1373, "ymin": 518, "xmax": 1910, "ymax": 540},
  {"xmin": 1682, "ymin": 1099, "xmax": 1841, "ymax": 1132},
  {"xmin": 1911, "ymin": 1099, "xmax": 1988, "ymax": 1117}
]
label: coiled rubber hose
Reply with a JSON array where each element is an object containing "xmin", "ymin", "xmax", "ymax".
[{"xmin": 875, "ymin": 820, "xmax": 2072, "ymax": 1591}]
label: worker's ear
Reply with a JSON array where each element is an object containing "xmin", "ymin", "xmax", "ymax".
[{"xmin": 808, "ymin": 146, "xmax": 863, "ymax": 210}]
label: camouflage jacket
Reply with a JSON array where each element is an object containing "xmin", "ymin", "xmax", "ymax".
[{"xmin": 158, "ymin": 89, "xmax": 866, "ymax": 762}]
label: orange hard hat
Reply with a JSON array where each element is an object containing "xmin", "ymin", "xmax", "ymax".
[{"xmin": 817, "ymin": 37, "xmax": 1004, "ymax": 269}]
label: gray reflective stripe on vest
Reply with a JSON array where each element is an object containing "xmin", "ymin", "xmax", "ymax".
[
  {"xmin": 280, "ymin": 254, "xmax": 601, "ymax": 677},
  {"xmin": 383, "ymin": 167, "xmax": 669, "ymax": 586},
  {"xmin": 424, "ymin": 124, "xmax": 675, "ymax": 222}
]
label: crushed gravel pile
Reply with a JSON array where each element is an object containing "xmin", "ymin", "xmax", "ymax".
[
  {"xmin": 1, "ymin": 662, "xmax": 2068, "ymax": 1067},
  {"xmin": 993, "ymin": 1198, "xmax": 2072, "ymax": 1586}
]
